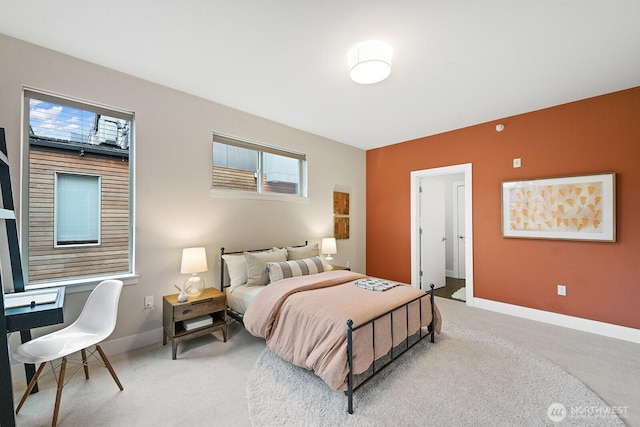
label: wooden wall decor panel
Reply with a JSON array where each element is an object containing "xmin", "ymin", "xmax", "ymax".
[
  {"xmin": 334, "ymin": 216, "xmax": 349, "ymax": 239},
  {"xmin": 333, "ymin": 191, "xmax": 350, "ymax": 215}
]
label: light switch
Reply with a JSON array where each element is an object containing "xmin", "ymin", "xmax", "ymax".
[{"xmin": 513, "ymin": 158, "xmax": 521, "ymax": 168}]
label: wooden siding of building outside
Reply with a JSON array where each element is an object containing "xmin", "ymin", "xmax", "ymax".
[
  {"xmin": 212, "ymin": 166, "xmax": 297, "ymax": 194},
  {"xmin": 29, "ymin": 149, "xmax": 130, "ymax": 283}
]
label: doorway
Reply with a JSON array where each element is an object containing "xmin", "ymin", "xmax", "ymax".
[{"xmin": 410, "ymin": 164, "xmax": 474, "ymax": 306}]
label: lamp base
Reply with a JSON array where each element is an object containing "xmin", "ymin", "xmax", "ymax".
[
  {"xmin": 184, "ymin": 274, "xmax": 204, "ymax": 297},
  {"xmin": 324, "ymin": 255, "xmax": 334, "ymax": 271}
]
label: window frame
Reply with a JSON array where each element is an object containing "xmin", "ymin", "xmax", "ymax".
[
  {"xmin": 22, "ymin": 87, "xmax": 137, "ymax": 290},
  {"xmin": 211, "ymin": 132, "xmax": 308, "ymax": 199}
]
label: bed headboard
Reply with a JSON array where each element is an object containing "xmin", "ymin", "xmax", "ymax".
[{"xmin": 219, "ymin": 241, "xmax": 308, "ymax": 290}]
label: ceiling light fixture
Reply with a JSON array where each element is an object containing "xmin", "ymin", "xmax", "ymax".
[{"xmin": 348, "ymin": 40, "xmax": 393, "ymax": 84}]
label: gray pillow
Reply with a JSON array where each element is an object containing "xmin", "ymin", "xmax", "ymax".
[
  {"xmin": 266, "ymin": 257, "xmax": 324, "ymax": 283},
  {"xmin": 245, "ymin": 247, "xmax": 287, "ymax": 286}
]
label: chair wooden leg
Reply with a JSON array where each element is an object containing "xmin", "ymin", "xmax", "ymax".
[
  {"xmin": 15, "ymin": 362, "xmax": 46, "ymax": 414},
  {"xmin": 95, "ymin": 345, "xmax": 123, "ymax": 390},
  {"xmin": 81, "ymin": 348, "xmax": 90, "ymax": 379},
  {"xmin": 52, "ymin": 357, "xmax": 67, "ymax": 427}
]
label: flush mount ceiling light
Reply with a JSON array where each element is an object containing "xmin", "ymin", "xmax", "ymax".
[{"xmin": 348, "ymin": 40, "xmax": 393, "ymax": 84}]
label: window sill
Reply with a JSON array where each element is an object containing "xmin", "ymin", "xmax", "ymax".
[
  {"xmin": 209, "ymin": 188, "xmax": 310, "ymax": 203},
  {"xmin": 25, "ymin": 273, "xmax": 139, "ymax": 294}
]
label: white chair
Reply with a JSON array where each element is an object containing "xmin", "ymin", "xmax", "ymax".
[{"xmin": 12, "ymin": 279, "xmax": 124, "ymax": 426}]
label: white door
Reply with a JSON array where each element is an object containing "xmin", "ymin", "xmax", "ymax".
[
  {"xmin": 419, "ymin": 179, "xmax": 446, "ymax": 290},
  {"xmin": 455, "ymin": 183, "xmax": 466, "ymax": 279}
]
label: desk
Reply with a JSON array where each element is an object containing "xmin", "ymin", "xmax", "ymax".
[
  {"xmin": 4, "ymin": 287, "xmax": 65, "ymax": 395},
  {"xmin": 5, "ymin": 287, "xmax": 65, "ymax": 332}
]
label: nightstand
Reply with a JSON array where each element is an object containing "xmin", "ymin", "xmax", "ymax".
[{"xmin": 162, "ymin": 287, "xmax": 227, "ymax": 360}]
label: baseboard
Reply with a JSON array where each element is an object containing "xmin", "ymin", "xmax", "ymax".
[
  {"xmin": 11, "ymin": 327, "xmax": 164, "ymax": 387},
  {"xmin": 473, "ymin": 298, "xmax": 640, "ymax": 344},
  {"xmin": 99, "ymin": 327, "xmax": 164, "ymax": 355}
]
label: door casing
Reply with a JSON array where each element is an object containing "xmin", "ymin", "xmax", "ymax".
[{"xmin": 410, "ymin": 163, "xmax": 474, "ymax": 306}]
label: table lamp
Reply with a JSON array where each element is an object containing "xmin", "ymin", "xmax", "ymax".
[
  {"xmin": 180, "ymin": 247, "xmax": 207, "ymax": 297},
  {"xmin": 321, "ymin": 238, "xmax": 337, "ymax": 270}
]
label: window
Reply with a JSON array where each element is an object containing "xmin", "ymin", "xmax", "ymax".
[
  {"xmin": 24, "ymin": 89, "xmax": 134, "ymax": 286},
  {"xmin": 212, "ymin": 132, "xmax": 306, "ymax": 197},
  {"xmin": 55, "ymin": 173, "xmax": 101, "ymax": 246}
]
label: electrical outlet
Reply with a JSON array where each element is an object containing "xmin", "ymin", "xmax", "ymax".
[
  {"xmin": 144, "ymin": 295, "xmax": 154, "ymax": 309},
  {"xmin": 557, "ymin": 284, "xmax": 566, "ymax": 296}
]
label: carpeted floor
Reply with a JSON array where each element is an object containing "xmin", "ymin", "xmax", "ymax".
[
  {"xmin": 10, "ymin": 296, "xmax": 639, "ymax": 426},
  {"xmin": 246, "ymin": 321, "xmax": 625, "ymax": 427}
]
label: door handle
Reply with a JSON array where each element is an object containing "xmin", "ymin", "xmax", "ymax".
[
  {"xmin": 441, "ymin": 237, "xmax": 447, "ymax": 242},
  {"xmin": 459, "ymin": 235, "xmax": 465, "ymax": 239}
]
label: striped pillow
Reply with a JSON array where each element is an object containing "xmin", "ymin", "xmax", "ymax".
[{"xmin": 266, "ymin": 257, "xmax": 324, "ymax": 283}]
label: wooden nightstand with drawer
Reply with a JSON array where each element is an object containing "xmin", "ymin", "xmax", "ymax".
[{"xmin": 162, "ymin": 287, "xmax": 227, "ymax": 360}]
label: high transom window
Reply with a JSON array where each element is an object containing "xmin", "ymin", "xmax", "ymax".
[{"xmin": 212, "ymin": 132, "xmax": 307, "ymax": 197}]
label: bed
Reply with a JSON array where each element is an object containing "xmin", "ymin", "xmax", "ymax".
[
  {"xmin": 220, "ymin": 243, "xmax": 441, "ymax": 413},
  {"xmin": 221, "ymin": 242, "xmax": 317, "ymax": 322}
]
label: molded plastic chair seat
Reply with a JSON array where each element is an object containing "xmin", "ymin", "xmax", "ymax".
[
  {"xmin": 13, "ymin": 325, "xmax": 112, "ymax": 365},
  {"xmin": 12, "ymin": 279, "xmax": 124, "ymax": 426}
]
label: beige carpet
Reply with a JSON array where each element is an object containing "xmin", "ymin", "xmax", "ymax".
[
  {"xmin": 246, "ymin": 321, "xmax": 625, "ymax": 426},
  {"xmin": 10, "ymin": 296, "xmax": 638, "ymax": 426},
  {"xmin": 11, "ymin": 324, "xmax": 263, "ymax": 427}
]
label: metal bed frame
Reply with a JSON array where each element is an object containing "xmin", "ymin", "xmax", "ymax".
[
  {"xmin": 219, "ymin": 242, "xmax": 436, "ymax": 414},
  {"xmin": 346, "ymin": 284, "xmax": 435, "ymax": 413}
]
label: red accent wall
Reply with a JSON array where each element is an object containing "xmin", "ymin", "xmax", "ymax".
[{"xmin": 366, "ymin": 86, "xmax": 640, "ymax": 329}]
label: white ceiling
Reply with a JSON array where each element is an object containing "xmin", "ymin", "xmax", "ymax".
[{"xmin": 1, "ymin": 1, "xmax": 639, "ymax": 150}]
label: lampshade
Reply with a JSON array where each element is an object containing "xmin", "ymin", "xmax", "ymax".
[
  {"xmin": 181, "ymin": 247, "xmax": 207, "ymax": 297},
  {"xmin": 348, "ymin": 40, "xmax": 393, "ymax": 84},
  {"xmin": 180, "ymin": 247, "xmax": 208, "ymax": 274},
  {"xmin": 321, "ymin": 238, "xmax": 337, "ymax": 256}
]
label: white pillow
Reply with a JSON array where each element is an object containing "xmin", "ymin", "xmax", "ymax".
[
  {"xmin": 266, "ymin": 257, "xmax": 324, "ymax": 283},
  {"xmin": 285, "ymin": 243, "xmax": 319, "ymax": 260},
  {"xmin": 222, "ymin": 254, "xmax": 248, "ymax": 288},
  {"xmin": 245, "ymin": 247, "xmax": 287, "ymax": 286}
]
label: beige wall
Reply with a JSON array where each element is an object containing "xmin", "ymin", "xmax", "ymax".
[{"xmin": 0, "ymin": 34, "xmax": 365, "ymax": 360}]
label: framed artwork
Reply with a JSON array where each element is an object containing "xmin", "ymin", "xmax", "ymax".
[
  {"xmin": 334, "ymin": 216, "xmax": 350, "ymax": 239},
  {"xmin": 501, "ymin": 173, "xmax": 616, "ymax": 242},
  {"xmin": 333, "ymin": 191, "xmax": 350, "ymax": 215}
]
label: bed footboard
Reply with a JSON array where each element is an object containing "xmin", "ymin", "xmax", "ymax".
[{"xmin": 346, "ymin": 283, "xmax": 436, "ymax": 414}]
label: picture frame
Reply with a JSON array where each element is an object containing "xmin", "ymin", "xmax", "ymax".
[
  {"xmin": 334, "ymin": 216, "xmax": 350, "ymax": 239},
  {"xmin": 501, "ymin": 172, "xmax": 616, "ymax": 242},
  {"xmin": 333, "ymin": 191, "xmax": 350, "ymax": 215}
]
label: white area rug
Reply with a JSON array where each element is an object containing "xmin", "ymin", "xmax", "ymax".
[
  {"xmin": 246, "ymin": 321, "xmax": 624, "ymax": 426},
  {"xmin": 451, "ymin": 286, "xmax": 466, "ymax": 301}
]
